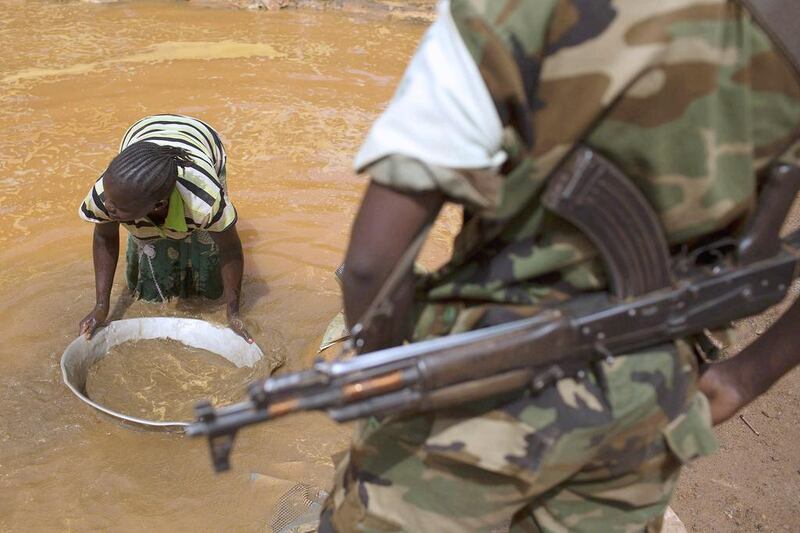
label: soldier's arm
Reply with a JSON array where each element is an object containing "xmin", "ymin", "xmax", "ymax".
[
  {"xmin": 340, "ymin": 4, "xmax": 507, "ymax": 352},
  {"xmin": 699, "ymin": 296, "xmax": 800, "ymax": 424},
  {"xmin": 341, "ymin": 182, "xmax": 443, "ymax": 352}
]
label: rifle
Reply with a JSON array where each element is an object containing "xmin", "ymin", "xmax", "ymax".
[{"xmin": 187, "ymin": 146, "xmax": 800, "ymax": 472}]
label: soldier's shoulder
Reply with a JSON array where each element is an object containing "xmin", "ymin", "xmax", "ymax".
[{"xmin": 449, "ymin": 0, "xmax": 732, "ymax": 52}]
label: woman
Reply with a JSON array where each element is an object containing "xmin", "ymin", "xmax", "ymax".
[{"xmin": 78, "ymin": 114, "xmax": 252, "ymax": 342}]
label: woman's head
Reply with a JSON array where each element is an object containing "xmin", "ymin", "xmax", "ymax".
[{"xmin": 102, "ymin": 141, "xmax": 191, "ymax": 221}]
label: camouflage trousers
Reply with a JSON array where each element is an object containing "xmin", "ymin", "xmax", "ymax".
[{"xmin": 320, "ymin": 343, "xmax": 717, "ymax": 532}]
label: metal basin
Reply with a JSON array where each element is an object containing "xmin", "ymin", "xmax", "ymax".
[{"xmin": 61, "ymin": 317, "xmax": 265, "ymax": 430}]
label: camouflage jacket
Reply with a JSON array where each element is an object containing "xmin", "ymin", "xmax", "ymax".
[{"xmin": 400, "ymin": 0, "xmax": 800, "ymax": 339}]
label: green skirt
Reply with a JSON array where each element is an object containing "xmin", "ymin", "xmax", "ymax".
[{"xmin": 125, "ymin": 232, "xmax": 223, "ymax": 302}]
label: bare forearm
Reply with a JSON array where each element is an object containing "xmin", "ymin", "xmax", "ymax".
[
  {"xmin": 700, "ymin": 295, "xmax": 800, "ymax": 423},
  {"xmin": 92, "ymin": 224, "xmax": 119, "ymax": 309},
  {"xmin": 220, "ymin": 249, "xmax": 244, "ymax": 313},
  {"xmin": 209, "ymin": 225, "xmax": 252, "ymax": 342},
  {"xmin": 341, "ymin": 182, "xmax": 443, "ymax": 353},
  {"xmin": 212, "ymin": 226, "xmax": 245, "ymax": 314},
  {"xmin": 342, "ymin": 263, "xmax": 416, "ymax": 352},
  {"xmin": 724, "ymin": 296, "xmax": 800, "ymax": 399}
]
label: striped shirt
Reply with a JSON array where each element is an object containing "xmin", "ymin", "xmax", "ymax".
[{"xmin": 79, "ymin": 114, "xmax": 237, "ymax": 240}]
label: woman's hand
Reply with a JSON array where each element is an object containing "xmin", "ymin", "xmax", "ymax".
[
  {"xmin": 79, "ymin": 304, "xmax": 109, "ymax": 339},
  {"xmin": 211, "ymin": 225, "xmax": 252, "ymax": 343},
  {"xmin": 228, "ymin": 310, "xmax": 253, "ymax": 344},
  {"xmin": 81, "ymin": 222, "xmax": 119, "ymax": 340}
]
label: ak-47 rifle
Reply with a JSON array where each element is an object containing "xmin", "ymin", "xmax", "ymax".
[{"xmin": 187, "ymin": 145, "xmax": 800, "ymax": 472}]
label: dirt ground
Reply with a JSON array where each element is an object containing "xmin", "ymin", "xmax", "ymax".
[
  {"xmin": 671, "ymin": 205, "xmax": 800, "ymax": 532},
  {"xmin": 673, "ymin": 366, "xmax": 800, "ymax": 532},
  {"xmin": 671, "ymin": 305, "xmax": 800, "ymax": 532}
]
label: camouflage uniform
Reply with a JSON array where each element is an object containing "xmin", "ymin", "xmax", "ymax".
[{"xmin": 322, "ymin": 1, "xmax": 800, "ymax": 531}]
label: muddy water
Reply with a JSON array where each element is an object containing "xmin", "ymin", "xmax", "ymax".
[
  {"xmin": 86, "ymin": 339, "xmax": 255, "ymax": 422},
  {"xmin": 0, "ymin": 2, "xmax": 455, "ymax": 530}
]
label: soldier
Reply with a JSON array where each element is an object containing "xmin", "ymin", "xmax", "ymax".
[{"xmin": 322, "ymin": 0, "xmax": 800, "ymax": 531}]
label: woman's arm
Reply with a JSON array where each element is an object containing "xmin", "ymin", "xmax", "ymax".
[
  {"xmin": 79, "ymin": 222, "xmax": 120, "ymax": 338},
  {"xmin": 210, "ymin": 224, "xmax": 253, "ymax": 343}
]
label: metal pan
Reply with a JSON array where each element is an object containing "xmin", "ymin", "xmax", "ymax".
[{"xmin": 61, "ymin": 317, "xmax": 264, "ymax": 430}]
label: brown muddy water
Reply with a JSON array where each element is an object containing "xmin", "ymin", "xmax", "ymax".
[
  {"xmin": 0, "ymin": 1, "xmax": 456, "ymax": 530},
  {"xmin": 85, "ymin": 339, "xmax": 254, "ymax": 422}
]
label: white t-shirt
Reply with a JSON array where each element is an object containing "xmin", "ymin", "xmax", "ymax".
[{"xmin": 354, "ymin": 0, "xmax": 506, "ymax": 175}]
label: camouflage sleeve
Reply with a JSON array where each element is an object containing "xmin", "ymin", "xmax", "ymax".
[
  {"xmin": 448, "ymin": 0, "xmax": 562, "ymax": 150},
  {"xmin": 365, "ymin": 155, "xmax": 502, "ymax": 211}
]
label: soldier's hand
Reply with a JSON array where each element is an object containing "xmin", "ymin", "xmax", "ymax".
[
  {"xmin": 79, "ymin": 305, "xmax": 108, "ymax": 339},
  {"xmin": 698, "ymin": 363, "xmax": 746, "ymax": 425}
]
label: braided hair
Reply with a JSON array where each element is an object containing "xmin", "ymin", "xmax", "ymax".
[{"xmin": 104, "ymin": 141, "xmax": 191, "ymax": 203}]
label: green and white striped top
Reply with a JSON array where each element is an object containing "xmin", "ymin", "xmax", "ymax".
[{"xmin": 79, "ymin": 114, "xmax": 237, "ymax": 240}]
